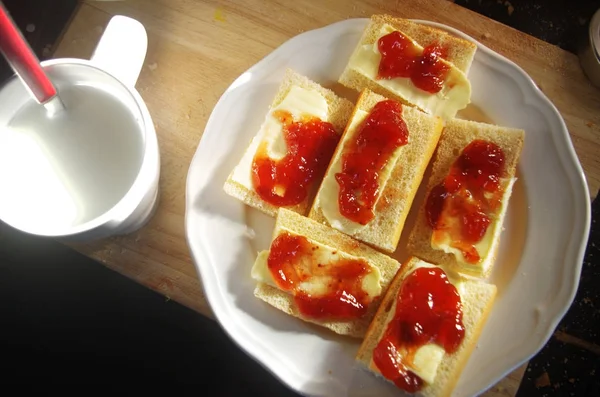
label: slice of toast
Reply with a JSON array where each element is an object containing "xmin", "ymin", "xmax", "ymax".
[
  {"xmin": 338, "ymin": 15, "xmax": 477, "ymax": 119},
  {"xmin": 367, "ymin": 15, "xmax": 477, "ymax": 73},
  {"xmin": 223, "ymin": 69, "xmax": 354, "ymax": 217},
  {"xmin": 308, "ymin": 89, "xmax": 443, "ymax": 253},
  {"xmin": 252, "ymin": 208, "xmax": 401, "ymax": 338},
  {"xmin": 407, "ymin": 118, "xmax": 525, "ymax": 278},
  {"xmin": 356, "ymin": 256, "xmax": 497, "ymax": 397}
]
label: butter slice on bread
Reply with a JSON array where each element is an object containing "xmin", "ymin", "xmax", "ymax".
[
  {"xmin": 223, "ymin": 69, "xmax": 354, "ymax": 217},
  {"xmin": 356, "ymin": 256, "xmax": 497, "ymax": 397},
  {"xmin": 407, "ymin": 118, "xmax": 524, "ymax": 278},
  {"xmin": 365, "ymin": 15, "xmax": 477, "ymax": 73},
  {"xmin": 339, "ymin": 14, "xmax": 477, "ymax": 119},
  {"xmin": 309, "ymin": 89, "xmax": 443, "ymax": 253},
  {"xmin": 252, "ymin": 208, "xmax": 401, "ymax": 338}
]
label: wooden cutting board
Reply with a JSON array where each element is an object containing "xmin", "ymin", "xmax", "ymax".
[{"xmin": 54, "ymin": 0, "xmax": 600, "ymax": 396}]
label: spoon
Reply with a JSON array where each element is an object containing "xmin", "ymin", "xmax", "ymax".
[{"xmin": 0, "ymin": 3, "xmax": 65, "ymax": 115}]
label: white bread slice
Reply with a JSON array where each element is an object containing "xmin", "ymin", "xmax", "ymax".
[
  {"xmin": 338, "ymin": 15, "xmax": 477, "ymax": 119},
  {"xmin": 253, "ymin": 208, "xmax": 401, "ymax": 338},
  {"xmin": 407, "ymin": 119, "xmax": 525, "ymax": 278},
  {"xmin": 308, "ymin": 89, "xmax": 443, "ymax": 253},
  {"xmin": 223, "ymin": 69, "xmax": 354, "ymax": 217},
  {"xmin": 367, "ymin": 15, "xmax": 477, "ymax": 74},
  {"xmin": 356, "ymin": 256, "xmax": 497, "ymax": 397}
]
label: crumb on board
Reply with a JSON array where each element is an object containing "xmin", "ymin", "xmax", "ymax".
[
  {"xmin": 214, "ymin": 7, "xmax": 227, "ymax": 22},
  {"xmin": 535, "ymin": 372, "xmax": 551, "ymax": 388},
  {"xmin": 148, "ymin": 62, "xmax": 158, "ymax": 71},
  {"xmin": 586, "ymin": 121, "xmax": 595, "ymax": 128},
  {"xmin": 482, "ymin": 32, "xmax": 491, "ymax": 39}
]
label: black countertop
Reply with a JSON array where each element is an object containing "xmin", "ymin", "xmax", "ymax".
[{"xmin": 0, "ymin": 0, "xmax": 598, "ymax": 394}]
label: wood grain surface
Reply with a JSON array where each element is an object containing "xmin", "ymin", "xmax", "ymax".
[{"xmin": 54, "ymin": 0, "xmax": 600, "ymax": 395}]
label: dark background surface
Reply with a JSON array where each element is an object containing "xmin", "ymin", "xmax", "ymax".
[{"xmin": 0, "ymin": 0, "xmax": 599, "ymax": 394}]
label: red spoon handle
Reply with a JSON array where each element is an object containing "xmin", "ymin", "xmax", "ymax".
[{"xmin": 0, "ymin": 4, "xmax": 57, "ymax": 103}]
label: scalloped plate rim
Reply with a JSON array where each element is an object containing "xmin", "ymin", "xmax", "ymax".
[{"xmin": 185, "ymin": 17, "xmax": 591, "ymax": 397}]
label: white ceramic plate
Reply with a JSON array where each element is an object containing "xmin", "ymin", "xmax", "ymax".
[{"xmin": 185, "ymin": 19, "xmax": 591, "ymax": 397}]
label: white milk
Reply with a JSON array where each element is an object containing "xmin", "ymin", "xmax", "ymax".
[{"xmin": 0, "ymin": 81, "xmax": 145, "ymax": 231}]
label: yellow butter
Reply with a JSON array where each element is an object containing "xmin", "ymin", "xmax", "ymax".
[
  {"xmin": 347, "ymin": 24, "xmax": 471, "ymax": 120},
  {"xmin": 230, "ymin": 85, "xmax": 329, "ymax": 189},
  {"xmin": 411, "ymin": 344, "xmax": 446, "ymax": 385},
  {"xmin": 251, "ymin": 225, "xmax": 382, "ymax": 300},
  {"xmin": 432, "ymin": 177, "xmax": 515, "ymax": 273},
  {"xmin": 250, "ymin": 250, "xmax": 273, "ymax": 285}
]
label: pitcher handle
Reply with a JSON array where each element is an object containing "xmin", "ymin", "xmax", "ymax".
[{"xmin": 90, "ymin": 15, "xmax": 147, "ymax": 87}]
